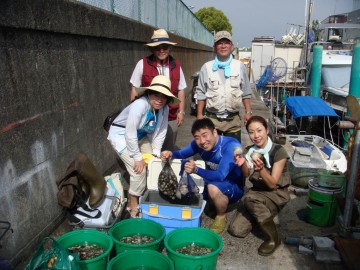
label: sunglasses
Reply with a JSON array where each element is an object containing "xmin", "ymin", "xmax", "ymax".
[{"xmin": 154, "ymin": 44, "xmax": 170, "ymax": 51}]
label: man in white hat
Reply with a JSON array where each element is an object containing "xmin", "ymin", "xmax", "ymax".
[
  {"xmin": 129, "ymin": 29, "xmax": 187, "ymax": 151},
  {"xmin": 108, "ymin": 75, "xmax": 180, "ymax": 217},
  {"xmin": 196, "ymin": 30, "xmax": 252, "ymax": 143}
]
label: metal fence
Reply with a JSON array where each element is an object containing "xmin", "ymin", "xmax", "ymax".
[{"xmin": 77, "ymin": 0, "xmax": 213, "ymax": 46}]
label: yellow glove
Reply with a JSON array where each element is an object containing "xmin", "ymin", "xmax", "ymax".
[{"xmin": 142, "ymin": 153, "xmax": 154, "ymax": 164}]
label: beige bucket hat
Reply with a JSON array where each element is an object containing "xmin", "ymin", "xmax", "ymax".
[
  {"xmin": 136, "ymin": 75, "xmax": 180, "ymax": 105},
  {"xmin": 145, "ymin": 29, "xmax": 177, "ymax": 47}
]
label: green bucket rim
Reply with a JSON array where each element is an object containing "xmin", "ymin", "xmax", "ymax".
[
  {"xmin": 317, "ymin": 169, "xmax": 345, "ymax": 176},
  {"xmin": 56, "ymin": 229, "xmax": 113, "ymax": 263},
  {"xmin": 109, "ymin": 218, "xmax": 166, "ymax": 248},
  {"xmin": 308, "ymin": 179, "xmax": 342, "ymax": 195},
  {"xmin": 164, "ymin": 227, "xmax": 223, "ymax": 259},
  {"xmin": 108, "ymin": 249, "xmax": 174, "ymax": 270}
]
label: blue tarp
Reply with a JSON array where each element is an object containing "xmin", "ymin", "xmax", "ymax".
[
  {"xmin": 256, "ymin": 65, "xmax": 271, "ymax": 88},
  {"xmin": 285, "ymin": 96, "xmax": 340, "ymax": 118}
]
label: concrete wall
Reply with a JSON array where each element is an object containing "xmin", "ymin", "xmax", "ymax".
[{"xmin": 0, "ymin": 0, "xmax": 213, "ymax": 266}]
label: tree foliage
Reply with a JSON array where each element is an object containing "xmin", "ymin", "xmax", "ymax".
[
  {"xmin": 311, "ymin": 19, "xmax": 320, "ymax": 41},
  {"xmin": 195, "ymin": 7, "xmax": 232, "ymax": 34}
]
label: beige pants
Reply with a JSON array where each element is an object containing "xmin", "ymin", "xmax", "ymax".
[
  {"xmin": 205, "ymin": 115, "xmax": 242, "ymax": 133},
  {"xmin": 117, "ymin": 137, "xmax": 152, "ymax": 196}
]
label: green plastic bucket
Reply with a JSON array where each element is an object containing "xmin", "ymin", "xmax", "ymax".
[
  {"xmin": 307, "ymin": 179, "xmax": 342, "ymax": 227},
  {"xmin": 107, "ymin": 249, "xmax": 174, "ymax": 270},
  {"xmin": 317, "ymin": 169, "xmax": 346, "ymax": 197},
  {"xmin": 164, "ymin": 227, "xmax": 223, "ymax": 270},
  {"xmin": 56, "ymin": 229, "xmax": 113, "ymax": 270},
  {"xmin": 109, "ymin": 218, "xmax": 166, "ymax": 254}
]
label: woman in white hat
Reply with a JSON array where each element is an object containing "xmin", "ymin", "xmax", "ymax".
[
  {"xmin": 129, "ymin": 29, "xmax": 187, "ymax": 152},
  {"xmin": 107, "ymin": 75, "xmax": 180, "ymax": 218}
]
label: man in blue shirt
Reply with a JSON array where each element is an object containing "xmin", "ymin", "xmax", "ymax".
[{"xmin": 161, "ymin": 118, "xmax": 244, "ymax": 234}]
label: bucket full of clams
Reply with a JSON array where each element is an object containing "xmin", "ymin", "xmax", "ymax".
[
  {"xmin": 108, "ymin": 218, "xmax": 166, "ymax": 254},
  {"xmin": 164, "ymin": 227, "xmax": 223, "ymax": 269},
  {"xmin": 56, "ymin": 229, "xmax": 113, "ymax": 270}
]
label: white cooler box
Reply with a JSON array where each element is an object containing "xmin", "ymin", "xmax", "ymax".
[{"xmin": 140, "ymin": 158, "xmax": 206, "ymax": 233}]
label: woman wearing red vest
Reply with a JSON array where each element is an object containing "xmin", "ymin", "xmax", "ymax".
[{"xmin": 130, "ymin": 29, "xmax": 187, "ymax": 151}]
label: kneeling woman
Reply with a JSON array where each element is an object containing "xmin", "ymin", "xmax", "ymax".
[
  {"xmin": 228, "ymin": 115, "xmax": 290, "ymax": 256},
  {"xmin": 107, "ymin": 75, "xmax": 180, "ymax": 218}
]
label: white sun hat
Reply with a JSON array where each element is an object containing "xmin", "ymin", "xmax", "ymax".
[
  {"xmin": 136, "ymin": 75, "xmax": 180, "ymax": 105},
  {"xmin": 145, "ymin": 29, "xmax": 177, "ymax": 47}
]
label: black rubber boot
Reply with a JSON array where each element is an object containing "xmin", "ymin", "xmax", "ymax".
[
  {"xmin": 258, "ymin": 218, "xmax": 281, "ymax": 256},
  {"xmin": 76, "ymin": 152, "xmax": 106, "ymax": 208}
]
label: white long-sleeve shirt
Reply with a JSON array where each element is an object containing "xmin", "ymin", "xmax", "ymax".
[{"xmin": 107, "ymin": 96, "xmax": 168, "ymax": 161}]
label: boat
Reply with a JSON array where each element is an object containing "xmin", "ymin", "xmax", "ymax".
[
  {"xmin": 308, "ymin": 41, "xmax": 353, "ymax": 114},
  {"xmin": 281, "ymin": 96, "xmax": 347, "ymax": 188},
  {"xmin": 306, "ymin": 10, "xmax": 360, "ymax": 114}
]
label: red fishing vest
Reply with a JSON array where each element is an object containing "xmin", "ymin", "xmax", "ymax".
[{"xmin": 141, "ymin": 54, "xmax": 181, "ymax": 121}]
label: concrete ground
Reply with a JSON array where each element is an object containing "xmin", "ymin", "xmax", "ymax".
[
  {"xmin": 174, "ymin": 92, "xmax": 346, "ymax": 270},
  {"xmin": 18, "ymin": 90, "xmax": 349, "ymax": 270}
]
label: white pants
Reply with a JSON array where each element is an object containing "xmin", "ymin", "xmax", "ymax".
[{"xmin": 117, "ymin": 137, "xmax": 152, "ymax": 196}]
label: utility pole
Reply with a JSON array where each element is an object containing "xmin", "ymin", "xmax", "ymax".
[{"xmin": 304, "ymin": 0, "xmax": 313, "ymax": 66}]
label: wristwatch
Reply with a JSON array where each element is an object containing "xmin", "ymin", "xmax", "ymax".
[
  {"xmin": 178, "ymin": 111, "xmax": 186, "ymax": 116},
  {"xmin": 245, "ymin": 111, "xmax": 253, "ymax": 115}
]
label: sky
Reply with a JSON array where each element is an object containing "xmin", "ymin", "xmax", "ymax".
[{"xmin": 182, "ymin": 0, "xmax": 354, "ymax": 47}]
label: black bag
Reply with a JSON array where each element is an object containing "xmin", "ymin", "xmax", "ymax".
[
  {"xmin": 158, "ymin": 160, "xmax": 179, "ymax": 201},
  {"xmin": 56, "ymin": 174, "xmax": 87, "ymax": 210},
  {"xmin": 103, "ymin": 108, "xmax": 123, "ymax": 132},
  {"xmin": 175, "ymin": 160, "xmax": 200, "ymax": 204},
  {"xmin": 56, "ymin": 153, "xmax": 101, "ymax": 225}
]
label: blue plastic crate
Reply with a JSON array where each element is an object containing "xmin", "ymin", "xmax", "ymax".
[{"xmin": 140, "ymin": 190, "xmax": 206, "ymax": 234}]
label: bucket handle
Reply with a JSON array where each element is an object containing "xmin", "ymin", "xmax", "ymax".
[
  {"xmin": 140, "ymin": 200, "xmax": 207, "ymax": 221},
  {"xmin": 306, "ymin": 201, "xmax": 326, "ymax": 210}
]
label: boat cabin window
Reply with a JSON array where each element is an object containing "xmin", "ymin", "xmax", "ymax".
[{"xmin": 327, "ymin": 28, "xmax": 342, "ymax": 42}]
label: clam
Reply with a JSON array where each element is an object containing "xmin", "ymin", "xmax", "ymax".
[
  {"xmin": 233, "ymin": 146, "xmax": 243, "ymax": 156},
  {"xmin": 158, "ymin": 162, "xmax": 178, "ymax": 200},
  {"xmin": 68, "ymin": 243, "xmax": 104, "ymax": 260},
  {"xmin": 179, "ymin": 184, "xmax": 189, "ymax": 195},
  {"xmin": 176, "ymin": 190, "xmax": 182, "ymax": 199},
  {"xmin": 176, "ymin": 242, "xmax": 212, "ymax": 256},
  {"xmin": 120, "ymin": 234, "xmax": 155, "ymax": 245},
  {"xmin": 251, "ymin": 152, "xmax": 264, "ymax": 161}
]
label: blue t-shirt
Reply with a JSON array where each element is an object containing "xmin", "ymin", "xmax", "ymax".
[{"xmin": 172, "ymin": 136, "xmax": 244, "ymax": 188}]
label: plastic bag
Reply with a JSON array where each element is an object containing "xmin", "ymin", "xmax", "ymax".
[
  {"xmin": 175, "ymin": 160, "xmax": 200, "ymax": 205},
  {"xmin": 158, "ymin": 160, "xmax": 178, "ymax": 200},
  {"xmin": 24, "ymin": 237, "xmax": 80, "ymax": 270}
]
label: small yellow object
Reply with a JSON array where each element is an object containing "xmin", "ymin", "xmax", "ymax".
[
  {"xmin": 149, "ymin": 205, "xmax": 159, "ymax": 215},
  {"xmin": 182, "ymin": 208, "xmax": 192, "ymax": 219},
  {"xmin": 142, "ymin": 153, "xmax": 154, "ymax": 164}
]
